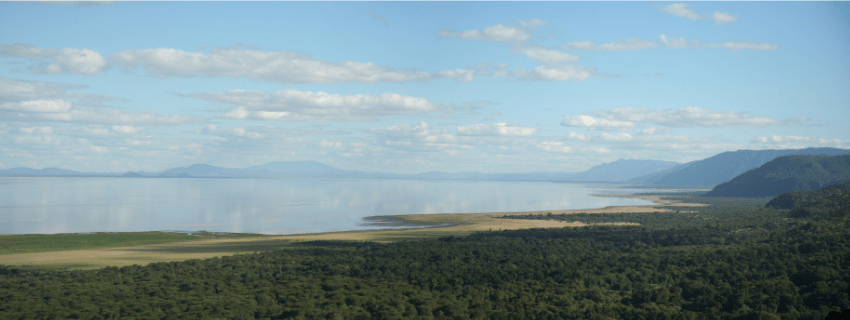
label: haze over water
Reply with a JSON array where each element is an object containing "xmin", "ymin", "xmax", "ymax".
[{"xmin": 0, "ymin": 178, "xmax": 656, "ymax": 235}]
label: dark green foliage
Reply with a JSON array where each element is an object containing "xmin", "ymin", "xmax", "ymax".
[
  {"xmin": 703, "ymin": 154, "xmax": 850, "ymax": 198},
  {"xmin": 765, "ymin": 183, "xmax": 850, "ymax": 219},
  {"xmin": 1, "ymin": 193, "xmax": 848, "ymax": 319}
]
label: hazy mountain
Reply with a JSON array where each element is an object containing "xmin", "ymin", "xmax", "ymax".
[
  {"xmin": 159, "ymin": 164, "xmax": 246, "ymax": 178},
  {"xmin": 627, "ymin": 148, "xmax": 850, "ymax": 187},
  {"xmin": 245, "ymin": 161, "xmax": 342, "ymax": 175},
  {"xmin": 0, "ymin": 167, "xmax": 83, "ymax": 177},
  {"xmin": 703, "ymin": 154, "xmax": 850, "ymax": 198},
  {"xmin": 568, "ymin": 159, "xmax": 680, "ymax": 182}
]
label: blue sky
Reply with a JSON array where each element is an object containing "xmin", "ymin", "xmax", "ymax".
[{"xmin": 1, "ymin": 1, "xmax": 848, "ymax": 174}]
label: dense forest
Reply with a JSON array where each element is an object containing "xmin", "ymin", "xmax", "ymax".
[
  {"xmin": 0, "ymin": 189, "xmax": 848, "ymax": 319},
  {"xmin": 703, "ymin": 155, "xmax": 850, "ymax": 198}
]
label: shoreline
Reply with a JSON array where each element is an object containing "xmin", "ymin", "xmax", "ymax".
[{"xmin": 0, "ymin": 192, "xmax": 705, "ymax": 270}]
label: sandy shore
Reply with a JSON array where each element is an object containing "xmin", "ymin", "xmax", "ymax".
[{"xmin": 1, "ymin": 193, "xmax": 703, "ymax": 269}]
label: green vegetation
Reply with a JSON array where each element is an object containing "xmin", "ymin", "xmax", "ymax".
[
  {"xmin": 0, "ymin": 190, "xmax": 847, "ymax": 319},
  {"xmin": 703, "ymin": 154, "xmax": 850, "ymax": 198},
  {"xmin": 0, "ymin": 231, "xmax": 267, "ymax": 255},
  {"xmin": 765, "ymin": 183, "xmax": 850, "ymax": 218}
]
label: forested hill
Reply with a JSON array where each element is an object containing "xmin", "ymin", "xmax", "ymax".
[
  {"xmin": 627, "ymin": 147, "xmax": 849, "ymax": 187},
  {"xmin": 703, "ymin": 154, "xmax": 850, "ymax": 198},
  {"xmin": 766, "ymin": 183, "xmax": 850, "ymax": 218}
]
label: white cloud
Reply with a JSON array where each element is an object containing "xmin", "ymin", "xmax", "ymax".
[
  {"xmin": 0, "ymin": 43, "xmax": 108, "ymax": 75},
  {"xmin": 599, "ymin": 132, "xmax": 634, "ymax": 142},
  {"xmin": 231, "ymin": 127, "xmax": 264, "ymax": 139},
  {"xmin": 641, "ymin": 127, "xmax": 661, "ymax": 135},
  {"xmin": 662, "ymin": 4, "xmax": 738, "ymax": 25},
  {"xmin": 566, "ymin": 132, "xmax": 591, "ymax": 141},
  {"xmin": 126, "ymin": 139, "xmax": 152, "ymax": 146},
  {"xmin": 367, "ymin": 121, "xmax": 473, "ymax": 153},
  {"xmin": 111, "ymin": 125, "xmax": 142, "ymax": 134},
  {"xmin": 19, "ymin": 126, "xmax": 54, "ymax": 134},
  {"xmin": 516, "ymin": 47, "xmax": 581, "ymax": 64},
  {"xmin": 0, "ymin": 78, "xmax": 123, "ymax": 108},
  {"xmin": 561, "ymin": 115, "xmax": 636, "ymax": 130},
  {"xmin": 753, "ymin": 135, "xmax": 850, "ymax": 148},
  {"xmin": 194, "ymin": 89, "xmax": 442, "ymax": 122},
  {"xmin": 3, "ymin": 104, "xmax": 199, "ymax": 126},
  {"xmin": 662, "ymin": 3, "xmax": 702, "ymax": 20},
  {"xmin": 440, "ymin": 24, "xmax": 531, "ymax": 42},
  {"xmin": 111, "ymin": 47, "xmax": 436, "ymax": 84},
  {"xmin": 320, "ymin": 140, "xmax": 343, "ymax": 148},
  {"xmin": 89, "ymin": 145, "xmax": 109, "ymax": 154},
  {"xmin": 660, "ymin": 34, "xmax": 779, "ymax": 51},
  {"xmin": 510, "ymin": 64, "xmax": 595, "ymax": 81},
  {"xmin": 536, "ymin": 141, "xmax": 572, "ymax": 153},
  {"xmin": 15, "ymin": 136, "xmax": 61, "ymax": 145},
  {"xmin": 436, "ymin": 69, "xmax": 476, "ymax": 82},
  {"xmin": 456, "ymin": 123, "xmax": 537, "ymax": 137},
  {"xmin": 0, "ymin": 99, "xmax": 72, "ymax": 113},
  {"xmin": 590, "ymin": 106, "xmax": 783, "ymax": 128},
  {"xmin": 710, "ymin": 12, "xmax": 738, "ymax": 25},
  {"xmin": 562, "ymin": 39, "xmax": 660, "ymax": 51}
]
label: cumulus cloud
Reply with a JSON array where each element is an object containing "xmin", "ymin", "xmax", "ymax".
[
  {"xmin": 0, "ymin": 99, "xmax": 72, "ymax": 113},
  {"xmin": 515, "ymin": 47, "xmax": 581, "ymax": 64},
  {"xmin": 440, "ymin": 24, "xmax": 531, "ymax": 43},
  {"xmin": 0, "ymin": 97, "xmax": 199, "ymax": 126},
  {"xmin": 110, "ymin": 47, "xmax": 445, "ymax": 84},
  {"xmin": 0, "ymin": 77, "xmax": 126, "ymax": 108},
  {"xmin": 562, "ymin": 39, "xmax": 660, "ymax": 51},
  {"xmin": 19, "ymin": 126, "xmax": 54, "ymax": 135},
  {"xmin": 662, "ymin": 3, "xmax": 738, "ymax": 25},
  {"xmin": 366, "ymin": 121, "xmax": 473, "ymax": 153},
  {"xmin": 15, "ymin": 136, "xmax": 62, "ymax": 145},
  {"xmin": 436, "ymin": 69, "xmax": 476, "ymax": 82},
  {"xmin": 66, "ymin": 125, "xmax": 145, "ymax": 137},
  {"xmin": 510, "ymin": 64, "xmax": 596, "ymax": 81},
  {"xmin": 659, "ymin": 34, "xmax": 779, "ymax": 51},
  {"xmin": 590, "ymin": 106, "xmax": 783, "ymax": 128},
  {"xmin": 536, "ymin": 141, "xmax": 572, "ymax": 153},
  {"xmin": 0, "ymin": 43, "xmax": 109, "ymax": 74},
  {"xmin": 566, "ymin": 132, "xmax": 591, "ymax": 141},
  {"xmin": 456, "ymin": 123, "xmax": 537, "ymax": 137},
  {"xmin": 561, "ymin": 115, "xmax": 636, "ymax": 130},
  {"xmin": 753, "ymin": 135, "xmax": 850, "ymax": 148},
  {"xmin": 191, "ymin": 89, "xmax": 443, "ymax": 122}
]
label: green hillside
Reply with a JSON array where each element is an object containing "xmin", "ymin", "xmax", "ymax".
[
  {"xmin": 766, "ymin": 183, "xmax": 850, "ymax": 218},
  {"xmin": 703, "ymin": 154, "xmax": 850, "ymax": 198}
]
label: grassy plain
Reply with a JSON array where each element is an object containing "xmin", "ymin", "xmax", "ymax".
[{"xmin": 0, "ymin": 193, "xmax": 692, "ymax": 270}]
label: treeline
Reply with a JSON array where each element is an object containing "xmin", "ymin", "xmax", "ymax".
[{"xmin": 0, "ymin": 193, "xmax": 848, "ymax": 319}]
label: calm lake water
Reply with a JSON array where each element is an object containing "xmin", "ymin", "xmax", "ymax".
[{"xmin": 0, "ymin": 177, "xmax": 656, "ymax": 235}]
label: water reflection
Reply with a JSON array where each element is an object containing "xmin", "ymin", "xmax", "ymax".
[{"xmin": 0, "ymin": 177, "xmax": 656, "ymax": 235}]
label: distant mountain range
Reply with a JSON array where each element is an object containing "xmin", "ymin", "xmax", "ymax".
[
  {"xmin": 0, "ymin": 159, "xmax": 680, "ymax": 183},
  {"xmin": 3, "ymin": 148, "xmax": 848, "ymax": 188},
  {"xmin": 703, "ymin": 154, "xmax": 850, "ymax": 198},
  {"xmin": 626, "ymin": 147, "xmax": 849, "ymax": 187}
]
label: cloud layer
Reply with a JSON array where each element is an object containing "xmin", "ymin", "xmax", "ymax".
[
  {"xmin": 662, "ymin": 3, "xmax": 738, "ymax": 25},
  {"xmin": 111, "ymin": 47, "xmax": 436, "ymax": 84},
  {"xmin": 190, "ymin": 89, "xmax": 443, "ymax": 122},
  {"xmin": 0, "ymin": 43, "xmax": 109, "ymax": 74}
]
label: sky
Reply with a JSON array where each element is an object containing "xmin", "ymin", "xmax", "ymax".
[{"xmin": 0, "ymin": 1, "xmax": 848, "ymax": 174}]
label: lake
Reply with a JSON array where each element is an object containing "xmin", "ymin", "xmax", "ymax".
[{"xmin": 0, "ymin": 177, "xmax": 656, "ymax": 235}]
